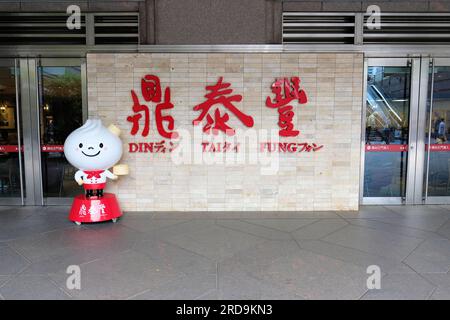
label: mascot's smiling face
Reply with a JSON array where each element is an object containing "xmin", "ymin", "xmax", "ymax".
[{"xmin": 64, "ymin": 119, "xmax": 123, "ymax": 170}]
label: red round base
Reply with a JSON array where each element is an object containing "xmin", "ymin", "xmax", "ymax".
[{"xmin": 69, "ymin": 193, "xmax": 122, "ymax": 223}]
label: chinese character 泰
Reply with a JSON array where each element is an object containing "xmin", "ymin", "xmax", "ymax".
[{"xmin": 193, "ymin": 77, "xmax": 254, "ymax": 135}]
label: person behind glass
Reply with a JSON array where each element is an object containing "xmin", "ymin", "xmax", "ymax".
[
  {"xmin": 433, "ymin": 115, "xmax": 441, "ymax": 139},
  {"xmin": 366, "ymin": 112, "xmax": 377, "ymax": 143},
  {"xmin": 438, "ymin": 118, "xmax": 447, "ymax": 142}
]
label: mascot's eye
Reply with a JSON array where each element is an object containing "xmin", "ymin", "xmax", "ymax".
[
  {"xmin": 99, "ymin": 143, "xmax": 104, "ymax": 148},
  {"xmin": 78, "ymin": 143, "xmax": 83, "ymax": 148}
]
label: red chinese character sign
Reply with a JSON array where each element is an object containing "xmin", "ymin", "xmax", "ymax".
[
  {"xmin": 126, "ymin": 72, "xmax": 322, "ymax": 155},
  {"xmin": 193, "ymin": 77, "xmax": 254, "ymax": 136},
  {"xmin": 127, "ymin": 74, "xmax": 178, "ymax": 139},
  {"xmin": 265, "ymin": 77, "xmax": 307, "ymax": 137}
]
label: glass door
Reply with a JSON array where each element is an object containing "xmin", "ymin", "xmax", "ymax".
[
  {"xmin": 0, "ymin": 59, "xmax": 24, "ymax": 205},
  {"xmin": 38, "ymin": 59, "xmax": 86, "ymax": 205},
  {"xmin": 423, "ymin": 58, "xmax": 450, "ymax": 204},
  {"xmin": 0, "ymin": 58, "xmax": 86, "ymax": 206},
  {"xmin": 362, "ymin": 58, "xmax": 422, "ymax": 205}
]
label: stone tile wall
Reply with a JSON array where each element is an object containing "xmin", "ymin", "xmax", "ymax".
[{"xmin": 87, "ymin": 53, "xmax": 363, "ymax": 211}]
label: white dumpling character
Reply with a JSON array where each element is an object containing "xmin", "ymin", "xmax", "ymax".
[{"xmin": 64, "ymin": 119, "xmax": 123, "ymax": 198}]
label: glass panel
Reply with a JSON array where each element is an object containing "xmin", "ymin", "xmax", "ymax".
[
  {"xmin": 364, "ymin": 66, "xmax": 411, "ymax": 197},
  {"xmin": 424, "ymin": 66, "xmax": 450, "ymax": 197},
  {"xmin": 0, "ymin": 64, "xmax": 24, "ymax": 199},
  {"xmin": 38, "ymin": 65, "xmax": 82, "ymax": 198}
]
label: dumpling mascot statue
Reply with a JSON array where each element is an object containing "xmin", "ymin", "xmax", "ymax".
[{"xmin": 64, "ymin": 119, "xmax": 129, "ymax": 225}]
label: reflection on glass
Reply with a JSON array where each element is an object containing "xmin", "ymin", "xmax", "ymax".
[
  {"xmin": 0, "ymin": 65, "xmax": 24, "ymax": 199},
  {"xmin": 424, "ymin": 67, "xmax": 450, "ymax": 197},
  {"xmin": 39, "ymin": 66, "xmax": 82, "ymax": 197},
  {"xmin": 364, "ymin": 66, "xmax": 411, "ymax": 197}
]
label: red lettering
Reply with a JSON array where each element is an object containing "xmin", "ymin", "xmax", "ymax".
[{"xmin": 193, "ymin": 77, "xmax": 254, "ymax": 136}]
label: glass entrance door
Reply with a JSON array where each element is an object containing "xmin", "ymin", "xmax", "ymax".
[
  {"xmin": 423, "ymin": 58, "xmax": 450, "ymax": 204},
  {"xmin": 362, "ymin": 58, "xmax": 422, "ymax": 205},
  {"xmin": 0, "ymin": 58, "xmax": 85, "ymax": 206},
  {"xmin": 38, "ymin": 59, "xmax": 85, "ymax": 205},
  {"xmin": 0, "ymin": 59, "xmax": 24, "ymax": 205}
]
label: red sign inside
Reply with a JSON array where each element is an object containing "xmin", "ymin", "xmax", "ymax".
[
  {"xmin": 0, "ymin": 145, "xmax": 64, "ymax": 152},
  {"xmin": 365, "ymin": 144, "xmax": 408, "ymax": 152},
  {"xmin": 426, "ymin": 144, "xmax": 450, "ymax": 152}
]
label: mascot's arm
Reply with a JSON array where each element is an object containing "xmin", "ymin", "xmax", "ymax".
[
  {"xmin": 105, "ymin": 169, "xmax": 118, "ymax": 180},
  {"xmin": 74, "ymin": 170, "xmax": 84, "ymax": 185}
]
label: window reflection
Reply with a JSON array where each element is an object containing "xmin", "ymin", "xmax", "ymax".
[
  {"xmin": 364, "ymin": 66, "xmax": 411, "ymax": 198},
  {"xmin": 424, "ymin": 67, "xmax": 450, "ymax": 197},
  {"xmin": 0, "ymin": 66, "xmax": 24, "ymax": 198},
  {"xmin": 39, "ymin": 66, "xmax": 82, "ymax": 198}
]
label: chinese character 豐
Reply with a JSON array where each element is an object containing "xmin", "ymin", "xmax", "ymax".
[{"xmin": 265, "ymin": 77, "xmax": 308, "ymax": 137}]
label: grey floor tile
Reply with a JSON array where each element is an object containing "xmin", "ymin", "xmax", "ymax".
[
  {"xmin": 133, "ymin": 239, "xmax": 216, "ymax": 276},
  {"xmin": 129, "ymin": 273, "xmax": 216, "ymax": 300},
  {"xmin": 156, "ymin": 220, "xmax": 266, "ymax": 261},
  {"xmin": 272, "ymin": 211, "xmax": 341, "ymax": 219},
  {"xmin": 404, "ymin": 238, "xmax": 450, "ymax": 273},
  {"xmin": 150, "ymin": 211, "xmax": 340, "ymax": 219},
  {"xmin": 119, "ymin": 217, "xmax": 191, "ymax": 233},
  {"xmin": 0, "ymin": 205, "xmax": 449, "ymax": 299},
  {"xmin": 297, "ymin": 240, "xmax": 414, "ymax": 274},
  {"xmin": 345, "ymin": 218, "xmax": 441, "ymax": 240},
  {"xmin": 241, "ymin": 218, "xmax": 318, "ymax": 232},
  {"xmin": 436, "ymin": 220, "xmax": 450, "ymax": 240},
  {"xmin": 361, "ymin": 273, "xmax": 435, "ymax": 300},
  {"xmin": 0, "ymin": 275, "xmax": 71, "ymax": 300},
  {"xmin": 216, "ymin": 219, "xmax": 292, "ymax": 240},
  {"xmin": 0, "ymin": 276, "xmax": 10, "ymax": 287},
  {"xmin": 8, "ymin": 225, "xmax": 146, "ymax": 275},
  {"xmin": 220, "ymin": 240, "xmax": 368, "ymax": 300},
  {"xmin": 0, "ymin": 208, "xmax": 34, "ymax": 221},
  {"xmin": 8, "ymin": 227, "xmax": 100, "ymax": 262},
  {"xmin": 439, "ymin": 205, "xmax": 450, "ymax": 211},
  {"xmin": 10, "ymin": 224, "xmax": 143, "ymax": 260},
  {"xmin": 258, "ymin": 251, "xmax": 368, "ymax": 299},
  {"xmin": 207, "ymin": 271, "xmax": 302, "ymax": 300},
  {"xmin": 49, "ymin": 250, "xmax": 183, "ymax": 300},
  {"xmin": 338, "ymin": 206, "xmax": 402, "ymax": 219},
  {"xmin": 322, "ymin": 225, "xmax": 424, "ymax": 261},
  {"xmin": 369, "ymin": 214, "xmax": 450, "ymax": 232},
  {"xmin": 0, "ymin": 210, "xmax": 72, "ymax": 242},
  {"xmin": 150, "ymin": 219, "xmax": 217, "ymax": 238},
  {"xmin": 420, "ymin": 272, "xmax": 450, "ymax": 288},
  {"xmin": 386, "ymin": 205, "xmax": 450, "ymax": 217},
  {"xmin": 429, "ymin": 287, "xmax": 450, "ymax": 300},
  {"xmin": 219, "ymin": 240, "xmax": 302, "ymax": 277},
  {"xmin": 421, "ymin": 273, "xmax": 450, "ymax": 300},
  {"xmin": 420, "ymin": 273, "xmax": 450, "ymax": 300},
  {"xmin": 291, "ymin": 219, "xmax": 348, "ymax": 240},
  {"xmin": 0, "ymin": 245, "xmax": 29, "ymax": 275}
]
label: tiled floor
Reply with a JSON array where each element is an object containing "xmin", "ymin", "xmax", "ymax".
[{"xmin": 1, "ymin": 205, "xmax": 450, "ymax": 300}]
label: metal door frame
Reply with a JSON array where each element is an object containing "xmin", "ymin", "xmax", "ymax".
[{"xmin": 361, "ymin": 57, "xmax": 422, "ymax": 205}]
